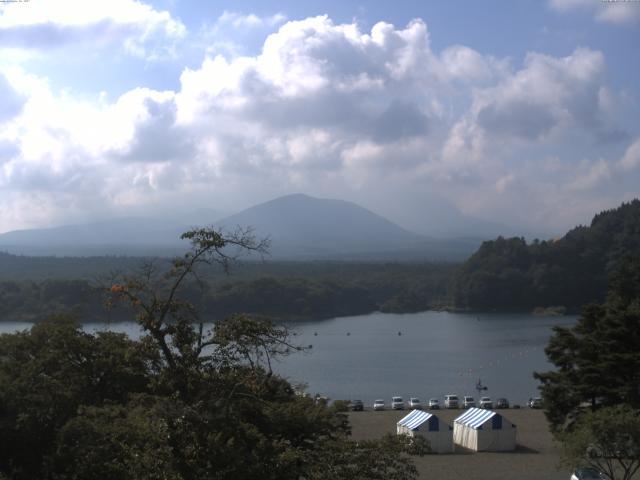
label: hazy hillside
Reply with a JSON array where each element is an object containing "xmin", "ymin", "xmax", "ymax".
[
  {"xmin": 452, "ymin": 199, "xmax": 640, "ymax": 311},
  {"xmin": 216, "ymin": 194, "xmax": 480, "ymax": 260},
  {"xmin": 0, "ymin": 217, "xmax": 194, "ymax": 256},
  {"xmin": 217, "ymin": 194, "xmax": 421, "ymax": 250},
  {"xmin": 0, "ymin": 194, "xmax": 481, "ymax": 260}
]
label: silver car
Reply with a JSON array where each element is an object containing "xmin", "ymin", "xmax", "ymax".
[
  {"xmin": 391, "ymin": 396, "xmax": 405, "ymax": 410},
  {"xmin": 444, "ymin": 394, "xmax": 459, "ymax": 409}
]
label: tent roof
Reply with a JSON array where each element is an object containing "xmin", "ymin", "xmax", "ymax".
[
  {"xmin": 454, "ymin": 408, "xmax": 498, "ymax": 429},
  {"xmin": 397, "ymin": 409, "xmax": 434, "ymax": 430}
]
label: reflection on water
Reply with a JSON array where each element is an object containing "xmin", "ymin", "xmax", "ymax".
[{"xmin": 0, "ymin": 311, "xmax": 575, "ymax": 405}]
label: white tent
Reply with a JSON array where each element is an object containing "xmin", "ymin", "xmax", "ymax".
[
  {"xmin": 453, "ymin": 407, "xmax": 516, "ymax": 452},
  {"xmin": 396, "ymin": 409, "xmax": 454, "ymax": 454}
]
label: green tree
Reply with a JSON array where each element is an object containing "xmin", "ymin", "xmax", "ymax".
[
  {"xmin": 561, "ymin": 405, "xmax": 640, "ymax": 480},
  {"xmin": 1, "ymin": 227, "xmax": 428, "ymax": 480},
  {"xmin": 535, "ymin": 257, "xmax": 640, "ymax": 431},
  {"xmin": 0, "ymin": 315, "xmax": 157, "ymax": 479}
]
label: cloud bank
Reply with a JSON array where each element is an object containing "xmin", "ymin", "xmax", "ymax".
[{"xmin": 0, "ymin": 12, "xmax": 637, "ymax": 235}]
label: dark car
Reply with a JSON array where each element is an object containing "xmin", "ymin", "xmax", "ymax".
[
  {"xmin": 529, "ymin": 397, "xmax": 543, "ymax": 408},
  {"xmin": 570, "ymin": 468, "xmax": 605, "ymax": 479},
  {"xmin": 496, "ymin": 398, "xmax": 510, "ymax": 409},
  {"xmin": 350, "ymin": 399, "xmax": 364, "ymax": 411}
]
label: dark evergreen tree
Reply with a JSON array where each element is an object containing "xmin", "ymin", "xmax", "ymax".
[
  {"xmin": 453, "ymin": 199, "xmax": 640, "ymax": 311},
  {"xmin": 534, "ymin": 256, "xmax": 640, "ymax": 431}
]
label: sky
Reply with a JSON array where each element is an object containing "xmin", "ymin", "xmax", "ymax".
[{"xmin": 0, "ymin": 0, "xmax": 638, "ymax": 237}]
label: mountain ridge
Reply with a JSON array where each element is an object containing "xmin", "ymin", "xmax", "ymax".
[{"xmin": 0, "ymin": 194, "xmax": 482, "ymax": 260}]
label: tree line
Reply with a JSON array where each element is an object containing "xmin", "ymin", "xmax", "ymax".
[
  {"xmin": 0, "ymin": 263, "xmax": 454, "ymax": 323},
  {"xmin": 453, "ymin": 200, "xmax": 640, "ymax": 311},
  {"xmin": 2, "ymin": 198, "xmax": 640, "ymax": 322}
]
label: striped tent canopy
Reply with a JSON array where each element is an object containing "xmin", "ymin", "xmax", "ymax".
[
  {"xmin": 397, "ymin": 409, "xmax": 434, "ymax": 430},
  {"xmin": 454, "ymin": 408, "xmax": 498, "ymax": 430}
]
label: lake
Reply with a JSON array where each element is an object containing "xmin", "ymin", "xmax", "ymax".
[{"xmin": 0, "ymin": 311, "xmax": 575, "ymax": 406}]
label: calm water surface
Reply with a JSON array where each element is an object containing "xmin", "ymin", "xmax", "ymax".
[{"xmin": 1, "ymin": 311, "xmax": 575, "ymax": 406}]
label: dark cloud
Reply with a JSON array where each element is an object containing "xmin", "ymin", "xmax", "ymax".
[
  {"xmin": 477, "ymin": 100, "xmax": 556, "ymax": 140},
  {"xmin": 115, "ymin": 97, "xmax": 195, "ymax": 163},
  {"xmin": 371, "ymin": 100, "xmax": 429, "ymax": 142}
]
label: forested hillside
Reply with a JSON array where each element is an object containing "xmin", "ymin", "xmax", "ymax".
[
  {"xmin": 453, "ymin": 200, "xmax": 640, "ymax": 311},
  {"xmin": 0, "ymin": 261, "xmax": 454, "ymax": 323}
]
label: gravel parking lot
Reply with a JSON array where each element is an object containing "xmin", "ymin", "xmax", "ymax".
[{"xmin": 348, "ymin": 408, "xmax": 570, "ymax": 480}]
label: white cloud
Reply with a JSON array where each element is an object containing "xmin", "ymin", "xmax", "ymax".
[
  {"xmin": 0, "ymin": 14, "xmax": 635, "ymax": 235},
  {"xmin": 440, "ymin": 47, "xmax": 618, "ymax": 183},
  {"xmin": 0, "ymin": 72, "xmax": 25, "ymax": 123},
  {"xmin": 549, "ymin": 0, "xmax": 640, "ymax": 24},
  {"xmin": 618, "ymin": 137, "xmax": 640, "ymax": 171},
  {"xmin": 0, "ymin": 0, "xmax": 186, "ymax": 59},
  {"xmin": 217, "ymin": 11, "xmax": 287, "ymax": 29}
]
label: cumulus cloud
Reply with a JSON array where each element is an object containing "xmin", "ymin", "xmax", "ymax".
[
  {"xmin": 0, "ymin": 0, "xmax": 186, "ymax": 59},
  {"xmin": 0, "ymin": 72, "xmax": 25, "ymax": 123},
  {"xmin": 440, "ymin": 47, "xmax": 625, "ymax": 183},
  {"xmin": 548, "ymin": 0, "xmax": 640, "ymax": 24},
  {"xmin": 476, "ymin": 49, "xmax": 607, "ymax": 139},
  {"xmin": 0, "ymin": 14, "xmax": 635, "ymax": 234}
]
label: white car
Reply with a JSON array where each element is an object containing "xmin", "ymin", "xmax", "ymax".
[
  {"xmin": 479, "ymin": 396, "xmax": 493, "ymax": 409},
  {"xmin": 391, "ymin": 396, "xmax": 405, "ymax": 410},
  {"xmin": 463, "ymin": 396, "xmax": 476, "ymax": 409},
  {"xmin": 373, "ymin": 399, "xmax": 385, "ymax": 411},
  {"xmin": 444, "ymin": 394, "xmax": 459, "ymax": 409},
  {"xmin": 408, "ymin": 397, "xmax": 422, "ymax": 409},
  {"xmin": 428, "ymin": 398, "xmax": 440, "ymax": 409}
]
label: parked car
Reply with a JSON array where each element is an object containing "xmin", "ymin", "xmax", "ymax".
[
  {"xmin": 373, "ymin": 399, "xmax": 385, "ymax": 411},
  {"xmin": 408, "ymin": 397, "xmax": 422, "ymax": 409},
  {"xmin": 428, "ymin": 398, "xmax": 440, "ymax": 409},
  {"xmin": 391, "ymin": 396, "xmax": 405, "ymax": 410},
  {"xmin": 529, "ymin": 397, "xmax": 543, "ymax": 408},
  {"xmin": 350, "ymin": 399, "xmax": 364, "ymax": 411},
  {"xmin": 444, "ymin": 394, "xmax": 459, "ymax": 409},
  {"xmin": 463, "ymin": 396, "xmax": 476, "ymax": 409},
  {"xmin": 570, "ymin": 468, "xmax": 605, "ymax": 479},
  {"xmin": 479, "ymin": 397, "xmax": 493, "ymax": 409},
  {"xmin": 495, "ymin": 397, "xmax": 510, "ymax": 409}
]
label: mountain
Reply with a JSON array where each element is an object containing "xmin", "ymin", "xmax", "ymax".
[
  {"xmin": 0, "ymin": 194, "xmax": 481, "ymax": 260},
  {"xmin": 215, "ymin": 194, "xmax": 481, "ymax": 260},
  {"xmin": 452, "ymin": 199, "xmax": 640, "ymax": 311},
  {"xmin": 216, "ymin": 194, "xmax": 416, "ymax": 254},
  {"xmin": 0, "ymin": 217, "xmax": 195, "ymax": 256}
]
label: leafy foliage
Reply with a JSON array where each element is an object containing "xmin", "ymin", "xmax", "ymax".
[
  {"xmin": 0, "ymin": 227, "xmax": 427, "ymax": 480},
  {"xmin": 0, "ymin": 316, "xmax": 157, "ymax": 479},
  {"xmin": 535, "ymin": 257, "xmax": 640, "ymax": 431},
  {"xmin": 453, "ymin": 200, "xmax": 640, "ymax": 311},
  {"xmin": 560, "ymin": 405, "xmax": 640, "ymax": 480}
]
